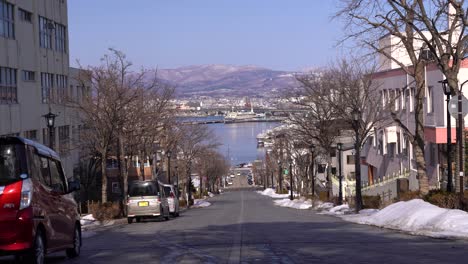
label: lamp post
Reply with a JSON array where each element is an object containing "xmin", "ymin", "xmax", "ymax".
[
  {"xmin": 309, "ymin": 144, "xmax": 316, "ymax": 196},
  {"xmin": 440, "ymin": 80, "xmax": 453, "ymax": 192},
  {"xmin": 352, "ymin": 109, "xmax": 363, "ymax": 212},
  {"xmin": 458, "ymin": 79, "xmax": 468, "ymax": 195},
  {"xmin": 277, "ymin": 159, "xmax": 282, "ymax": 193},
  {"xmin": 337, "ymin": 143, "xmax": 343, "ymax": 205},
  {"xmin": 43, "ymin": 111, "xmax": 57, "ymax": 150},
  {"xmin": 166, "ymin": 150, "xmax": 172, "ymax": 184},
  {"xmin": 289, "ymin": 157, "xmax": 294, "ymax": 201}
]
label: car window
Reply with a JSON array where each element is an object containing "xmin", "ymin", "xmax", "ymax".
[
  {"xmin": 27, "ymin": 147, "xmax": 48, "ymax": 186},
  {"xmin": 0, "ymin": 144, "xmax": 21, "ymax": 185},
  {"xmin": 129, "ymin": 182, "xmax": 159, "ymax": 197},
  {"xmin": 39, "ymin": 156, "xmax": 51, "ymax": 187},
  {"xmin": 49, "ymin": 160, "xmax": 66, "ymax": 193}
]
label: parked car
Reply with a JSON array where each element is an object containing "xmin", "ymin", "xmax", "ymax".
[
  {"xmin": 0, "ymin": 137, "xmax": 81, "ymax": 264},
  {"xmin": 127, "ymin": 180, "xmax": 170, "ymax": 224},
  {"xmin": 163, "ymin": 184, "xmax": 179, "ymax": 217}
]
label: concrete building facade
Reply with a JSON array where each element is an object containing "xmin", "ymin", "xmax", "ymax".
[{"xmin": 0, "ymin": 0, "xmax": 82, "ymax": 178}]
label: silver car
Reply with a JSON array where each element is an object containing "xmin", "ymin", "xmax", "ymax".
[
  {"xmin": 127, "ymin": 180, "xmax": 170, "ymax": 224},
  {"xmin": 163, "ymin": 184, "xmax": 180, "ymax": 217}
]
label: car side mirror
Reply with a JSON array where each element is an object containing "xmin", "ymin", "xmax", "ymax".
[{"xmin": 68, "ymin": 179, "xmax": 81, "ymax": 193}]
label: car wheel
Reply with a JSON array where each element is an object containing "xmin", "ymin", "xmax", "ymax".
[
  {"xmin": 66, "ymin": 225, "xmax": 81, "ymax": 258},
  {"xmin": 127, "ymin": 217, "xmax": 133, "ymax": 224},
  {"xmin": 23, "ymin": 229, "xmax": 45, "ymax": 264}
]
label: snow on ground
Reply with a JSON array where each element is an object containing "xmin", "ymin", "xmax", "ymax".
[
  {"xmin": 274, "ymin": 198, "xmax": 313, "ymax": 210},
  {"xmin": 257, "ymin": 188, "xmax": 295, "ymax": 199},
  {"xmin": 80, "ymin": 214, "xmax": 98, "ymax": 228},
  {"xmin": 208, "ymin": 192, "xmax": 215, "ymax": 198},
  {"xmin": 193, "ymin": 199, "xmax": 211, "ymax": 208},
  {"xmin": 342, "ymin": 199, "xmax": 468, "ymax": 239}
]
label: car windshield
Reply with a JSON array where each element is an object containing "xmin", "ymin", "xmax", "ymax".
[
  {"xmin": 128, "ymin": 182, "xmax": 159, "ymax": 197},
  {"xmin": 0, "ymin": 144, "xmax": 21, "ymax": 186},
  {"xmin": 164, "ymin": 186, "xmax": 171, "ymax": 196}
]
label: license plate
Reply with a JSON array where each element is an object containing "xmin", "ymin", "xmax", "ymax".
[{"xmin": 138, "ymin": 201, "xmax": 149, "ymax": 207}]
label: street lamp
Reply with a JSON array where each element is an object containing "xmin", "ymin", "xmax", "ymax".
[
  {"xmin": 166, "ymin": 150, "xmax": 172, "ymax": 184},
  {"xmin": 289, "ymin": 157, "xmax": 294, "ymax": 201},
  {"xmin": 309, "ymin": 144, "xmax": 316, "ymax": 196},
  {"xmin": 352, "ymin": 109, "xmax": 363, "ymax": 212},
  {"xmin": 43, "ymin": 111, "xmax": 57, "ymax": 149},
  {"xmin": 337, "ymin": 143, "xmax": 343, "ymax": 205},
  {"xmin": 440, "ymin": 79, "xmax": 453, "ymax": 192},
  {"xmin": 277, "ymin": 159, "xmax": 282, "ymax": 193}
]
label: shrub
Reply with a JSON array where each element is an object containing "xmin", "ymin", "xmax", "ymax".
[
  {"xmin": 89, "ymin": 202, "xmax": 121, "ymax": 221},
  {"xmin": 362, "ymin": 195, "xmax": 382, "ymax": 209},
  {"xmin": 179, "ymin": 199, "xmax": 187, "ymax": 207},
  {"xmin": 318, "ymin": 191, "xmax": 329, "ymax": 202},
  {"xmin": 423, "ymin": 190, "xmax": 460, "ymax": 209},
  {"xmin": 396, "ymin": 191, "xmax": 421, "ymax": 202}
]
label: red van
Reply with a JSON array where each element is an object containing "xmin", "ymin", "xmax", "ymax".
[{"xmin": 0, "ymin": 137, "xmax": 81, "ymax": 264}]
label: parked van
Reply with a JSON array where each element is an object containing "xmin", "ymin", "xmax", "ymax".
[
  {"xmin": 162, "ymin": 184, "xmax": 179, "ymax": 217},
  {"xmin": 127, "ymin": 180, "xmax": 170, "ymax": 223},
  {"xmin": 0, "ymin": 137, "xmax": 81, "ymax": 264}
]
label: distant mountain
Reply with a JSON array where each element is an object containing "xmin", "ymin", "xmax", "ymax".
[{"xmin": 156, "ymin": 64, "xmax": 298, "ymax": 98}]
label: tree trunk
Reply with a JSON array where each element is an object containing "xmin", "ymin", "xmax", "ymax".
[
  {"xmin": 139, "ymin": 151, "xmax": 145, "ymax": 181},
  {"xmin": 414, "ymin": 67, "xmax": 429, "ymax": 194},
  {"xmin": 117, "ymin": 135, "xmax": 128, "ymax": 216},
  {"xmin": 101, "ymin": 152, "xmax": 108, "ymax": 203}
]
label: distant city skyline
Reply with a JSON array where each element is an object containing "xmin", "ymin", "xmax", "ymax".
[{"xmin": 68, "ymin": 0, "xmax": 345, "ymax": 71}]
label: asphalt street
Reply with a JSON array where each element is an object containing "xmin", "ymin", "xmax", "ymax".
[{"xmin": 3, "ymin": 180, "xmax": 468, "ymax": 263}]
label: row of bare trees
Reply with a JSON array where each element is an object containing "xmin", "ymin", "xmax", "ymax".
[{"xmin": 71, "ymin": 49, "xmax": 227, "ymax": 210}]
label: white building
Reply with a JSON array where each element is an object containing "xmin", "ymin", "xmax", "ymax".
[
  {"xmin": 362, "ymin": 33, "xmax": 468, "ymax": 195},
  {"xmin": 0, "ymin": 0, "xmax": 83, "ymax": 178}
]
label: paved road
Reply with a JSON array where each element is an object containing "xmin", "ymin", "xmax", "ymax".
[{"xmin": 3, "ymin": 190, "xmax": 468, "ymax": 263}]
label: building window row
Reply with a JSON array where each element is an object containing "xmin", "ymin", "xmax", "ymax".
[
  {"xmin": 18, "ymin": 8, "xmax": 32, "ymax": 23},
  {"xmin": 0, "ymin": 0, "xmax": 14, "ymax": 39},
  {"xmin": 39, "ymin": 15, "xmax": 66, "ymax": 52},
  {"xmin": 381, "ymin": 88, "xmax": 416, "ymax": 113},
  {"xmin": 22, "ymin": 70, "xmax": 35, "ymax": 82},
  {"xmin": 0, "ymin": 66, "xmax": 17, "ymax": 104}
]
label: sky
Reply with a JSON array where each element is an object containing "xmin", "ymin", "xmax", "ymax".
[{"xmin": 68, "ymin": 0, "xmax": 345, "ymax": 71}]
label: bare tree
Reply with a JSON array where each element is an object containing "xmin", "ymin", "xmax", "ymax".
[{"xmin": 176, "ymin": 124, "xmax": 219, "ymax": 205}]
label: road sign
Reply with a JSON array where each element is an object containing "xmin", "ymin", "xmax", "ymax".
[
  {"xmin": 449, "ymin": 95, "xmax": 468, "ymax": 118},
  {"xmin": 284, "ymin": 169, "xmax": 289, "ymax": 175}
]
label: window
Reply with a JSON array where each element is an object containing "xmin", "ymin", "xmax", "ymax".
[
  {"xmin": 410, "ymin": 88, "xmax": 415, "ymax": 112},
  {"xmin": 55, "ymin": 23, "xmax": 66, "ymax": 52},
  {"xmin": 346, "ymin": 155, "xmax": 355, "ymax": 165},
  {"xmin": 22, "ymin": 70, "xmax": 35, "ymax": 82},
  {"xmin": 107, "ymin": 158, "xmax": 119, "ymax": 169},
  {"xmin": 112, "ymin": 182, "xmax": 121, "ymax": 194},
  {"xmin": 427, "ymin": 86, "xmax": 434, "ymax": 113},
  {"xmin": 403, "ymin": 89, "xmax": 409, "ymax": 110},
  {"xmin": 39, "ymin": 16, "xmax": 53, "ymax": 49},
  {"xmin": 49, "ymin": 160, "xmax": 65, "ymax": 193},
  {"xmin": 58, "ymin": 125, "xmax": 69, "ymax": 154},
  {"xmin": 0, "ymin": 67, "xmax": 17, "ymax": 103},
  {"xmin": 24, "ymin": 130, "xmax": 38, "ymax": 141},
  {"xmin": 0, "ymin": 1, "xmax": 14, "ymax": 39},
  {"xmin": 41, "ymin": 72, "xmax": 54, "ymax": 103},
  {"xmin": 39, "ymin": 156, "xmax": 51, "ymax": 187},
  {"xmin": 18, "ymin": 8, "xmax": 32, "ymax": 23},
  {"xmin": 56, "ymin": 74, "xmax": 67, "ymax": 103}
]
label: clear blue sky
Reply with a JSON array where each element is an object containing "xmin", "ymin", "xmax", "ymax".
[{"xmin": 68, "ymin": 0, "xmax": 344, "ymax": 71}]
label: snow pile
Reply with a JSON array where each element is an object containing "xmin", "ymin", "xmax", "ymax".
[
  {"xmin": 274, "ymin": 198, "xmax": 312, "ymax": 210},
  {"xmin": 318, "ymin": 204, "xmax": 352, "ymax": 215},
  {"xmin": 208, "ymin": 192, "xmax": 215, "ymax": 198},
  {"xmin": 257, "ymin": 188, "xmax": 292, "ymax": 199},
  {"xmin": 193, "ymin": 199, "xmax": 211, "ymax": 208},
  {"xmin": 343, "ymin": 199, "xmax": 468, "ymax": 238},
  {"xmin": 80, "ymin": 214, "xmax": 98, "ymax": 227},
  {"xmin": 314, "ymin": 202, "xmax": 334, "ymax": 211}
]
